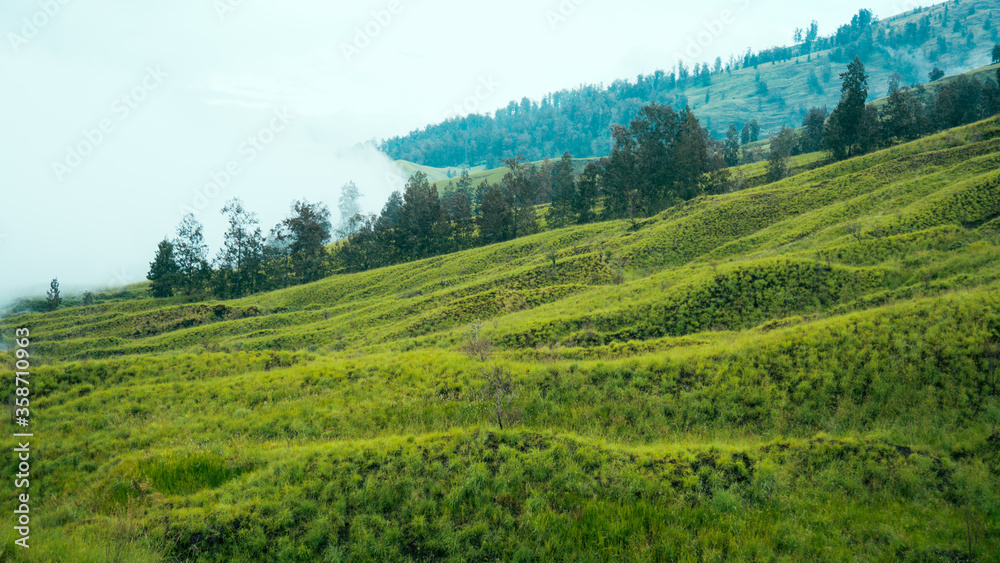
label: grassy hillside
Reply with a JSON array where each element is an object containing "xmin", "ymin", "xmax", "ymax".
[
  {"xmin": 431, "ymin": 60, "xmax": 1000, "ymax": 199},
  {"xmin": 3, "ymin": 117, "xmax": 1000, "ymax": 561},
  {"xmin": 393, "ymin": 161, "xmax": 489, "ymax": 184},
  {"xmin": 686, "ymin": 0, "xmax": 1000, "ymax": 134},
  {"xmin": 383, "ymin": 0, "xmax": 1000, "ymax": 169}
]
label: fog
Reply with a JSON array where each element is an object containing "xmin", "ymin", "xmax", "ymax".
[{"xmin": 0, "ymin": 0, "xmax": 936, "ymax": 303}]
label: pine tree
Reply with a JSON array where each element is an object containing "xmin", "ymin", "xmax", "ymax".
[
  {"xmin": 216, "ymin": 198, "xmax": 265, "ymax": 298},
  {"xmin": 282, "ymin": 200, "xmax": 332, "ymax": 284},
  {"xmin": 446, "ymin": 192, "xmax": 476, "ymax": 250},
  {"xmin": 882, "ymin": 83, "xmax": 921, "ymax": 141},
  {"xmin": 147, "ymin": 239, "xmax": 179, "ymax": 298},
  {"xmin": 44, "ymin": 278, "xmax": 61, "ymax": 312},
  {"xmin": 478, "ymin": 183, "xmax": 513, "ymax": 244},
  {"xmin": 857, "ymin": 103, "xmax": 882, "ymax": 154},
  {"xmin": 741, "ymin": 122, "xmax": 752, "ymax": 145},
  {"xmin": 748, "ymin": 119, "xmax": 761, "ymax": 143},
  {"xmin": 633, "ymin": 103, "xmax": 682, "ymax": 213},
  {"xmin": 675, "ymin": 109, "xmax": 710, "ymax": 201},
  {"xmin": 801, "ymin": 107, "xmax": 828, "ymax": 153},
  {"xmin": 261, "ymin": 224, "xmax": 293, "ymax": 292},
  {"xmin": 336, "ymin": 214, "xmax": 381, "ymax": 272},
  {"xmin": 603, "ymin": 103, "xmax": 710, "ymax": 219},
  {"xmin": 603, "ymin": 124, "xmax": 642, "ymax": 220},
  {"xmin": 454, "ymin": 169, "xmax": 475, "ymax": 207},
  {"xmin": 548, "ymin": 151, "xmax": 576, "ymax": 228},
  {"xmin": 983, "ymin": 78, "xmax": 1000, "ymax": 118},
  {"xmin": 573, "ymin": 161, "xmax": 601, "ymax": 224},
  {"xmin": 174, "ymin": 214, "xmax": 210, "ymax": 296},
  {"xmin": 825, "ymin": 57, "xmax": 869, "ymax": 159},
  {"xmin": 766, "ymin": 127, "xmax": 797, "ymax": 183},
  {"xmin": 500, "ymin": 157, "xmax": 539, "ymax": 239},
  {"xmin": 933, "ymin": 75, "xmax": 984, "ymax": 129},
  {"xmin": 533, "ymin": 158, "xmax": 554, "ymax": 204},
  {"xmin": 723, "ymin": 124, "xmax": 741, "ymax": 166},
  {"xmin": 378, "ymin": 191, "xmax": 404, "ymax": 230},
  {"xmin": 398, "ymin": 172, "xmax": 445, "ymax": 258},
  {"xmin": 336, "ymin": 181, "xmax": 363, "ymax": 238}
]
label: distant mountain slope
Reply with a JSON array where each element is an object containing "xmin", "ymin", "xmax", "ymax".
[
  {"xmin": 382, "ymin": 0, "xmax": 1000, "ymax": 168},
  {"xmin": 425, "ymin": 60, "xmax": 1000, "ymax": 196}
]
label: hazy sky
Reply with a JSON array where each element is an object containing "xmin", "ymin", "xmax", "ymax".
[{"xmin": 0, "ymin": 0, "xmax": 938, "ymax": 302}]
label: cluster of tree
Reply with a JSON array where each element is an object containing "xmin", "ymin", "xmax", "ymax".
[
  {"xmin": 44, "ymin": 278, "xmax": 61, "ymax": 311},
  {"xmin": 718, "ymin": 119, "xmax": 762, "ymax": 165},
  {"xmin": 145, "ymin": 59, "xmax": 1000, "ymax": 294},
  {"xmin": 147, "ymin": 198, "xmax": 335, "ymax": 299},
  {"xmin": 600, "ymin": 105, "xmax": 712, "ymax": 221},
  {"xmin": 334, "ymin": 161, "xmax": 558, "ymax": 273},
  {"xmin": 831, "ymin": 5, "xmax": 995, "ymax": 64},
  {"xmin": 761, "ymin": 55, "xmax": 1000, "ymax": 180},
  {"xmin": 375, "ymin": 56, "xmax": 1000, "ymax": 277},
  {"xmin": 381, "ymin": 57, "xmax": 777, "ymax": 169},
  {"xmin": 750, "ymin": 10, "xmax": 874, "ymax": 68},
  {"xmin": 381, "ymin": 7, "xmax": 970, "ymax": 169},
  {"xmin": 341, "ymin": 103, "xmax": 721, "ymax": 273},
  {"xmin": 381, "ymin": 84, "xmax": 651, "ymax": 168}
]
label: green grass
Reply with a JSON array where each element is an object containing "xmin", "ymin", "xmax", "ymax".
[
  {"xmin": 2, "ymin": 117, "xmax": 1000, "ymax": 561},
  {"xmin": 394, "ymin": 160, "xmax": 489, "ymax": 184}
]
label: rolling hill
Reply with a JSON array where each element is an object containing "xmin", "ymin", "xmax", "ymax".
[{"xmin": 2, "ymin": 113, "xmax": 999, "ymax": 560}]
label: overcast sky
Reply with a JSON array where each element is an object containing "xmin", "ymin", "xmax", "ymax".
[{"xmin": 0, "ymin": 0, "xmax": 938, "ymax": 303}]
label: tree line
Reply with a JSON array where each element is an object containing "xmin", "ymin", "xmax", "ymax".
[
  {"xmin": 337, "ymin": 104, "xmax": 733, "ymax": 273},
  {"xmin": 380, "ymin": 7, "xmax": 987, "ymax": 169},
  {"xmin": 348, "ymin": 55, "xmax": 1000, "ymax": 276},
  {"xmin": 147, "ymin": 55, "xmax": 1000, "ymax": 297},
  {"xmin": 760, "ymin": 54, "xmax": 1000, "ymax": 183},
  {"xmin": 146, "ymin": 98, "xmax": 726, "ymax": 296},
  {"xmin": 147, "ymin": 198, "xmax": 336, "ymax": 299}
]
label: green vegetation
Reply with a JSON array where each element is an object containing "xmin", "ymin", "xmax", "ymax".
[
  {"xmin": 108, "ymin": 55, "xmax": 984, "ymax": 312},
  {"xmin": 382, "ymin": 1, "xmax": 1000, "ymax": 168},
  {"xmin": 335, "ymin": 56, "xmax": 999, "ymax": 288},
  {"xmin": 2, "ymin": 113, "xmax": 1000, "ymax": 560},
  {"xmin": 393, "ymin": 160, "xmax": 489, "ymax": 184}
]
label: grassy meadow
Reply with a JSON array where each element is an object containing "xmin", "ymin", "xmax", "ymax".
[{"xmin": 2, "ymin": 117, "xmax": 1000, "ymax": 561}]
